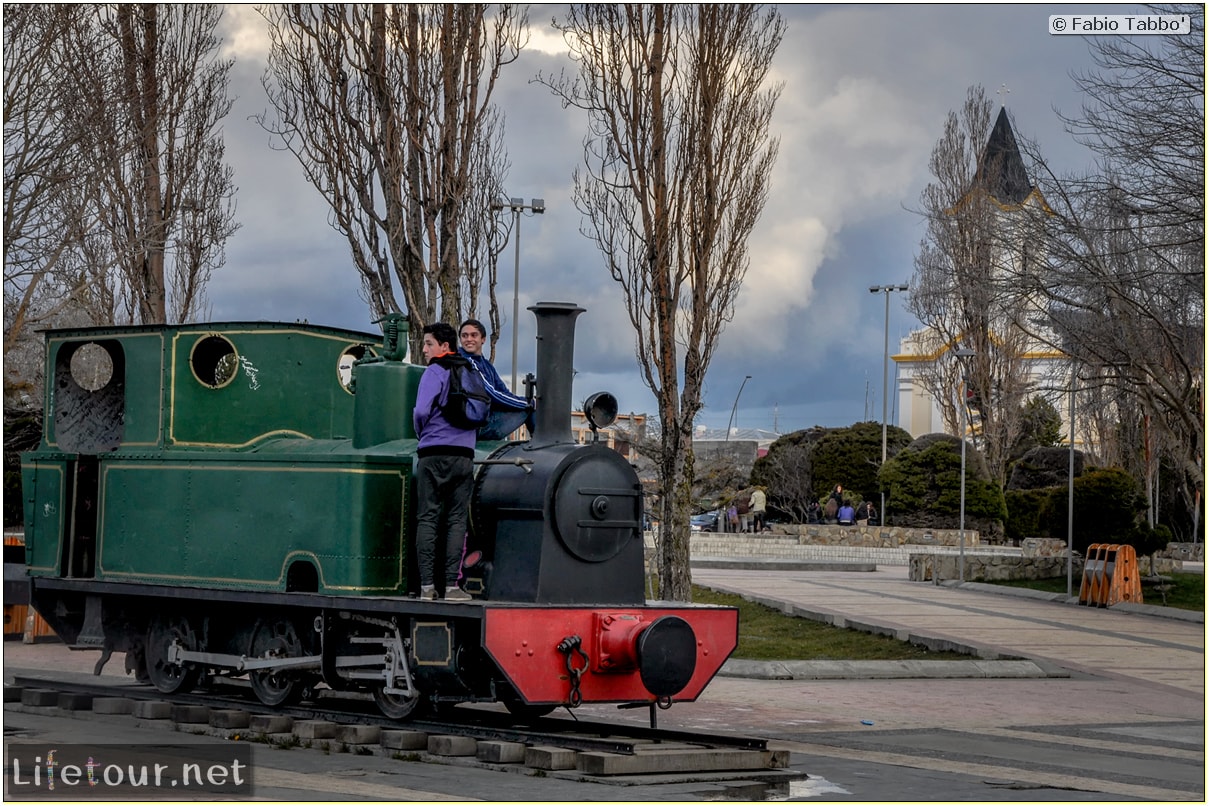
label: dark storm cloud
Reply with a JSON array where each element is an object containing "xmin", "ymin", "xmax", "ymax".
[{"xmin": 209, "ymin": 3, "xmax": 1152, "ymax": 435}]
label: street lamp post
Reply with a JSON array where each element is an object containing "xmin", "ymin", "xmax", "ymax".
[
  {"xmin": 725, "ymin": 375, "xmax": 753, "ymax": 442},
  {"xmin": 870, "ymin": 284, "xmax": 909, "ymax": 527},
  {"xmin": 954, "ymin": 347, "xmax": 976, "ymax": 583},
  {"xmin": 491, "ymin": 197, "xmax": 545, "ymax": 391},
  {"xmin": 1068, "ymin": 360, "xmax": 1076, "ymax": 597}
]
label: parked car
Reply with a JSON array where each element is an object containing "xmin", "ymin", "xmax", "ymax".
[{"xmin": 690, "ymin": 510, "xmax": 720, "ymax": 532}]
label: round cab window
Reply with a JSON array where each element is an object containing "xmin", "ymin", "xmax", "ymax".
[
  {"xmin": 337, "ymin": 345, "xmax": 374, "ymax": 393},
  {"xmin": 69, "ymin": 342, "xmax": 115, "ymax": 392},
  {"xmin": 191, "ymin": 335, "xmax": 238, "ymax": 388}
]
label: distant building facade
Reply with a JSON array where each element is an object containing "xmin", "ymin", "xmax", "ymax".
[
  {"xmin": 570, "ymin": 410, "xmax": 647, "ymax": 463},
  {"xmin": 892, "ymin": 106, "xmax": 1086, "ymax": 451}
]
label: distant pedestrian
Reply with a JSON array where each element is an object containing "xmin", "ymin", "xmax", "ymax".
[
  {"xmin": 837, "ymin": 503, "xmax": 856, "ymax": 525},
  {"xmin": 736, "ymin": 492, "xmax": 752, "ymax": 533},
  {"xmin": 855, "ymin": 501, "xmax": 871, "ymax": 527},
  {"xmin": 823, "ymin": 498, "xmax": 838, "ymax": 524},
  {"xmin": 750, "ymin": 487, "xmax": 767, "ymax": 532}
]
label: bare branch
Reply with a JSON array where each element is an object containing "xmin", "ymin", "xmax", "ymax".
[
  {"xmin": 257, "ymin": 4, "xmax": 524, "ymax": 355},
  {"xmin": 538, "ymin": 4, "xmax": 785, "ymax": 600}
]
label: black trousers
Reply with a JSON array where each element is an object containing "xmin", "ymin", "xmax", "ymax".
[{"xmin": 414, "ymin": 455, "xmax": 473, "ymax": 588}]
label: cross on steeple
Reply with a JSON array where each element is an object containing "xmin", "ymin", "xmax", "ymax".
[{"xmin": 997, "ymin": 83, "xmax": 1011, "ymax": 107}]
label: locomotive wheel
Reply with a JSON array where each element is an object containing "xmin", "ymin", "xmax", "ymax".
[
  {"xmin": 248, "ymin": 618, "xmax": 304, "ymax": 707},
  {"xmin": 145, "ymin": 616, "xmax": 200, "ymax": 694},
  {"xmin": 372, "ymin": 686, "xmax": 424, "ymax": 721}
]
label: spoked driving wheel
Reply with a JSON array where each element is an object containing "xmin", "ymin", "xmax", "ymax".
[
  {"xmin": 373, "ymin": 686, "xmax": 425, "ymax": 720},
  {"xmin": 145, "ymin": 615, "xmax": 200, "ymax": 694},
  {"xmin": 248, "ymin": 618, "xmax": 305, "ymax": 707}
]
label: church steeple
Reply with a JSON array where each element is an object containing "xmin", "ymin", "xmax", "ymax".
[{"xmin": 976, "ymin": 106, "xmax": 1033, "ymax": 206}]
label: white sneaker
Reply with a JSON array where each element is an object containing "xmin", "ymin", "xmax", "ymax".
[
  {"xmin": 444, "ymin": 587, "xmax": 472, "ymax": 602},
  {"xmin": 421, "ymin": 584, "xmax": 435, "ymax": 600}
]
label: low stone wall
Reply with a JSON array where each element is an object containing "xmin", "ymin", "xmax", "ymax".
[
  {"xmin": 643, "ymin": 528, "xmax": 1190, "ymax": 575},
  {"xmin": 910, "ymin": 549, "xmax": 1184, "ymax": 582},
  {"xmin": 1138, "ymin": 555, "xmax": 1184, "ymax": 575},
  {"xmin": 771, "ymin": 523, "xmax": 980, "ymax": 548},
  {"xmin": 1021, "ymin": 538, "xmax": 1067, "ymax": 558},
  {"xmin": 909, "ymin": 552, "xmax": 1079, "ymax": 582},
  {"xmin": 1162, "ymin": 542, "xmax": 1204, "ymax": 562},
  {"xmin": 1023, "ymin": 538, "xmax": 1196, "ymax": 570}
]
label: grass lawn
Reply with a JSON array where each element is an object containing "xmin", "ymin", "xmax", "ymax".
[
  {"xmin": 987, "ymin": 573, "xmax": 1205, "ymax": 612},
  {"xmin": 692, "ymin": 585, "xmax": 970, "ymax": 661}
]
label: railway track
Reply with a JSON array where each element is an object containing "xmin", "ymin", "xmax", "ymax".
[{"xmin": 7, "ymin": 671, "xmax": 801, "ymax": 783}]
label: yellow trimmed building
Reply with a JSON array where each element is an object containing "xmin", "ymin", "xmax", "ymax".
[{"xmin": 893, "ymin": 106, "xmax": 1085, "ymax": 450}]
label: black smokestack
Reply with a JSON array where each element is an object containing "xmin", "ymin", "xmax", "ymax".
[{"xmin": 528, "ymin": 302, "xmax": 584, "ymax": 447}]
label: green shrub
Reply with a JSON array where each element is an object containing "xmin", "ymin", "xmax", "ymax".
[
  {"xmin": 811, "ymin": 421, "xmax": 910, "ymax": 505},
  {"xmin": 1005, "ymin": 488, "xmax": 1050, "ymax": 542},
  {"xmin": 1129, "ymin": 523, "xmax": 1173, "ymax": 558},
  {"xmin": 1038, "ymin": 467, "xmax": 1143, "ymax": 554},
  {"xmin": 752, "ymin": 422, "xmax": 911, "ymax": 521},
  {"xmin": 879, "ymin": 434, "xmax": 1006, "ymax": 534}
]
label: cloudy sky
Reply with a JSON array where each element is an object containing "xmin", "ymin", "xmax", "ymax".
[{"xmin": 207, "ymin": 3, "xmax": 1153, "ymax": 436}]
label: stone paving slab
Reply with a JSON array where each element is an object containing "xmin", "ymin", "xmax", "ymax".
[
  {"xmin": 694, "ymin": 564, "xmax": 1204, "ymax": 695},
  {"xmin": 720, "ymin": 658, "xmax": 1061, "ymax": 680}
]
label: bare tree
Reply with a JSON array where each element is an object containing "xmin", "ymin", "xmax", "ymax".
[
  {"xmin": 458, "ymin": 104, "xmax": 512, "ymax": 357},
  {"xmin": 750, "ymin": 428, "xmax": 826, "ymax": 523},
  {"xmin": 539, "ymin": 5, "xmax": 784, "ymax": 601},
  {"xmin": 1063, "ymin": 3, "xmax": 1203, "ymax": 251},
  {"xmin": 909, "ymin": 86, "xmax": 1043, "ymax": 487},
  {"xmin": 3, "ymin": 4, "xmax": 94, "ymax": 391},
  {"xmin": 55, "ymin": 4, "xmax": 239, "ymax": 325},
  {"xmin": 257, "ymin": 4, "xmax": 522, "ymax": 357},
  {"xmin": 4, "ymin": 4, "xmax": 235, "ymax": 410},
  {"xmin": 1011, "ymin": 6, "xmax": 1204, "ymax": 535}
]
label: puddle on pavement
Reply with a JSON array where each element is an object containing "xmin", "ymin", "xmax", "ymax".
[{"xmin": 691, "ymin": 774, "xmax": 850, "ymax": 801}]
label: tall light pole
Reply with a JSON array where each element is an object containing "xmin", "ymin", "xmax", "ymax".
[
  {"xmin": 870, "ymin": 284, "xmax": 909, "ymax": 526},
  {"xmin": 725, "ymin": 375, "xmax": 752, "ymax": 442},
  {"xmin": 954, "ymin": 347, "xmax": 976, "ymax": 583},
  {"xmin": 1068, "ymin": 359, "xmax": 1076, "ymax": 597},
  {"xmin": 491, "ymin": 197, "xmax": 545, "ymax": 391}
]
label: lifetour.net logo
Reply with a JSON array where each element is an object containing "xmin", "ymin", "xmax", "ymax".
[{"xmin": 5, "ymin": 744, "xmax": 253, "ymax": 799}]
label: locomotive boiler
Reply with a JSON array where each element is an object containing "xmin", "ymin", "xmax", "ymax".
[{"xmin": 20, "ymin": 301, "xmax": 738, "ymax": 719}]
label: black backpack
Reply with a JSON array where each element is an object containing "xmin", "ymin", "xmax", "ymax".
[{"xmin": 438, "ymin": 356, "xmax": 491, "ymax": 430}]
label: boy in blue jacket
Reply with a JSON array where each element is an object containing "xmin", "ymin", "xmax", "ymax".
[{"xmin": 457, "ymin": 318, "xmax": 534, "ymax": 440}]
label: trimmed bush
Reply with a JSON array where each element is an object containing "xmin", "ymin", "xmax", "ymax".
[
  {"xmin": 879, "ymin": 433, "xmax": 1006, "ymax": 539},
  {"xmin": 1130, "ymin": 523, "xmax": 1173, "ymax": 558},
  {"xmin": 1038, "ymin": 467, "xmax": 1144, "ymax": 554},
  {"xmin": 1005, "ymin": 488, "xmax": 1050, "ymax": 542},
  {"xmin": 1007, "ymin": 445, "xmax": 1085, "ymax": 490},
  {"xmin": 811, "ymin": 421, "xmax": 911, "ymax": 506}
]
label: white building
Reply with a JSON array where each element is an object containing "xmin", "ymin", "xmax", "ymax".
[{"xmin": 893, "ymin": 106, "xmax": 1085, "ymax": 450}]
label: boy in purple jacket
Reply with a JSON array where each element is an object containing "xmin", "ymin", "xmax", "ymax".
[{"xmin": 413, "ymin": 322, "xmax": 476, "ymax": 601}]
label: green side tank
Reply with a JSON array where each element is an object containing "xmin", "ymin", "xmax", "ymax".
[{"xmin": 20, "ymin": 317, "xmax": 457, "ymax": 596}]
